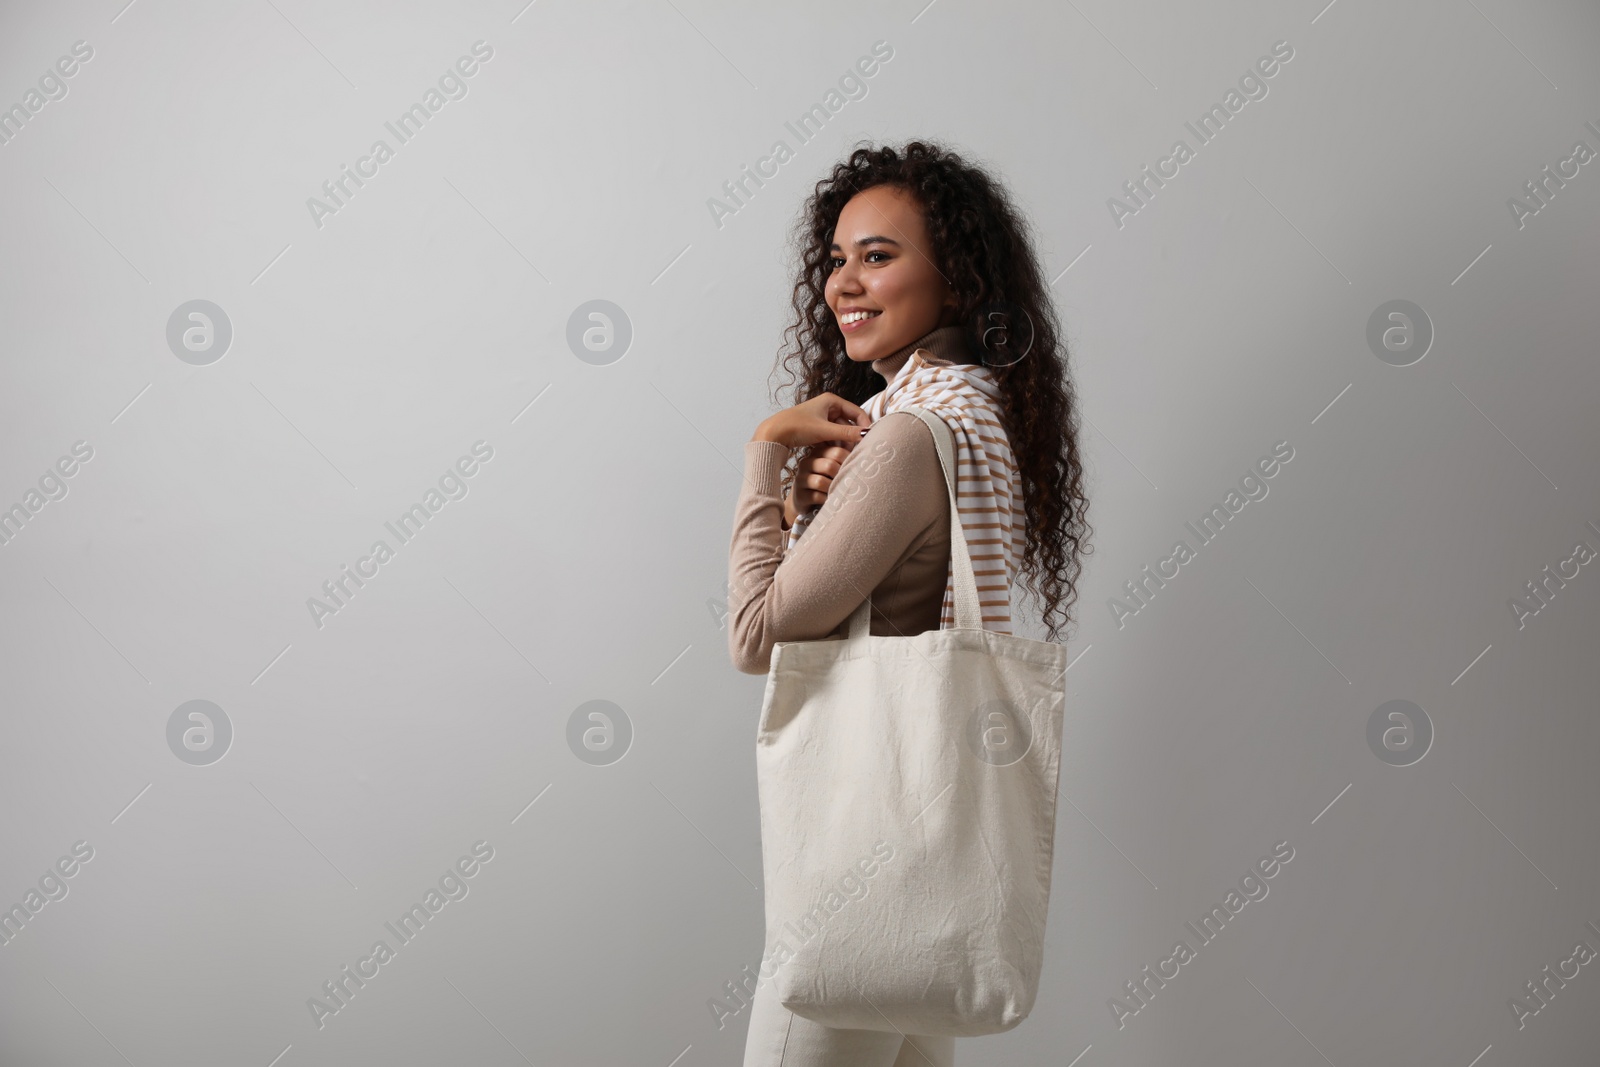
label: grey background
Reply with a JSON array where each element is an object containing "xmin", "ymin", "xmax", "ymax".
[{"xmin": 2, "ymin": 0, "xmax": 1597, "ymax": 1064}]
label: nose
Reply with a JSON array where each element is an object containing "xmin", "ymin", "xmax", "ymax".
[{"xmin": 832, "ymin": 256, "xmax": 863, "ymax": 295}]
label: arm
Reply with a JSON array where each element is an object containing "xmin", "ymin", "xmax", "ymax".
[{"xmin": 726, "ymin": 412, "xmax": 947, "ymax": 674}]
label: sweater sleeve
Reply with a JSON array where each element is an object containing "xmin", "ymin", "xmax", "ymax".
[{"xmin": 726, "ymin": 411, "xmax": 947, "ymax": 674}]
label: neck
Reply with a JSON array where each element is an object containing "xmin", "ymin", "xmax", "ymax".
[{"xmin": 869, "ymin": 323, "xmax": 977, "ymax": 382}]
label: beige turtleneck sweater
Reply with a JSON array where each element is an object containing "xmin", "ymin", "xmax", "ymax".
[{"xmin": 726, "ymin": 325, "xmax": 982, "ymax": 675}]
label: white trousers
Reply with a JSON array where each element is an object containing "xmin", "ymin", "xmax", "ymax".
[{"xmin": 740, "ymin": 973, "xmax": 956, "ymax": 1067}]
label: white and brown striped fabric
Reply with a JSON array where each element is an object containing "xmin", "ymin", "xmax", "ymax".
[{"xmin": 784, "ymin": 339, "xmax": 1022, "ymax": 634}]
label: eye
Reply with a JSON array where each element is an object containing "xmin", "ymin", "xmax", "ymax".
[{"xmin": 829, "ymin": 250, "xmax": 890, "ymax": 270}]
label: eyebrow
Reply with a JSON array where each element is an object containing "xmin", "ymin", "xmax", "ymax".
[{"xmin": 829, "ymin": 235, "xmax": 902, "ymax": 251}]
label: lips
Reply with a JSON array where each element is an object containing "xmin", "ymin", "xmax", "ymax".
[{"xmin": 839, "ymin": 309, "xmax": 881, "ymax": 333}]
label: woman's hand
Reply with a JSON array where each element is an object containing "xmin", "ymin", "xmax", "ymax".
[
  {"xmin": 752, "ymin": 393, "xmax": 873, "ymax": 450},
  {"xmin": 783, "ymin": 444, "xmax": 854, "ymax": 527}
]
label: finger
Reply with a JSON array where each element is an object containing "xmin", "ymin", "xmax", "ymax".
[
  {"xmin": 829, "ymin": 395, "xmax": 872, "ymax": 427},
  {"xmin": 826, "ymin": 419, "xmax": 868, "ymax": 446},
  {"xmin": 801, "ymin": 416, "xmax": 863, "ymax": 448}
]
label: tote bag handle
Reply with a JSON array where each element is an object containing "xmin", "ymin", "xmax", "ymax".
[{"xmin": 846, "ymin": 406, "xmax": 984, "ymax": 638}]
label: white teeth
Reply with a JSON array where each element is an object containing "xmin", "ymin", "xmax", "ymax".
[{"xmin": 842, "ymin": 310, "xmax": 881, "ymax": 324}]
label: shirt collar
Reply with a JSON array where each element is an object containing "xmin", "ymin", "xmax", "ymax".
[{"xmin": 871, "ymin": 324, "xmax": 979, "ymax": 384}]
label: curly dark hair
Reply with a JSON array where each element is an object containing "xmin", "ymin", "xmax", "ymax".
[{"xmin": 771, "ymin": 140, "xmax": 1092, "ymax": 643}]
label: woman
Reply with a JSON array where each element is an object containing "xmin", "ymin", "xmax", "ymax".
[{"xmin": 727, "ymin": 141, "xmax": 1091, "ymax": 1066}]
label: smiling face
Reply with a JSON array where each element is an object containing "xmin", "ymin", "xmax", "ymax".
[{"xmin": 825, "ymin": 184, "xmax": 957, "ymax": 365}]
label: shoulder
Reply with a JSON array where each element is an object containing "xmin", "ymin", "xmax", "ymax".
[
  {"xmin": 852, "ymin": 409, "xmax": 943, "ymax": 471},
  {"xmin": 867, "ymin": 408, "xmax": 944, "ymax": 446},
  {"xmin": 834, "ymin": 411, "xmax": 948, "ymax": 516}
]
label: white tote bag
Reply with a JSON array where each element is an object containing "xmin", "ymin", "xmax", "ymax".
[{"xmin": 755, "ymin": 405, "xmax": 1068, "ymax": 1038}]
